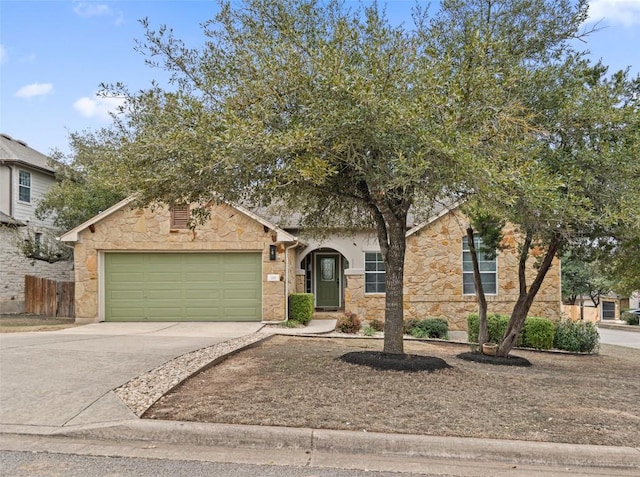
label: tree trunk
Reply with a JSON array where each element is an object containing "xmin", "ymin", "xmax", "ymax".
[
  {"xmin": 369, "ymin": 198, "xmax": 409, "ymax": 355},
  {"xmin": 383, "ymin": 226, "xmax": 407, "ymax": 354},
  {"xmin": 498, "ymin": 233, "xmax": 561, "ymax": 357},
  {"xmin": 467, "ymin": 227, "xmax": 488, "ymax": 348}
]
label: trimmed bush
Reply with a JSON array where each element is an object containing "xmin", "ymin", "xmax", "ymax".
[
  {"xmin": 369, "ymin": 319, "xmax": 384, "ymax": 332},
  {"xmin": 621, "ymin": 311, "xmax": 639, "ymax": 326},
  {"xmin": 288, "ymin": 293, "xmax": 314, "ymax": 325},
  {"xmin": 337, "ymin": 311, "xmax": 361, "ymax": 334},
  {"xmin": 467, "ymin": 313, "xmax": 521, "ymax": 346},
  {"xmin": 554, "ymin": 320, "xmax": 600, "ymax": 353},
  {"xmin": 406, "ymin": 318, "xmax": 449, "ymax": 339},
  {"xmin": 522, "ymin": 317, "xmax": 555, "ymax": 350}
]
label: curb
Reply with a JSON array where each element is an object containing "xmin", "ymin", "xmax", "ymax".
[{"xmin": 49, "ymin": 420, "xmax": 640, "ymax": 470}]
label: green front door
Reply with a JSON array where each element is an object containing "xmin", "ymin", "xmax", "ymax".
[
  {"xmin": 315, "ymin": 254, "xmax": 340, "ymax": 307},
  {"xmin": 104, "ymin": 252, "xmax": 262, "ymax": 321}
]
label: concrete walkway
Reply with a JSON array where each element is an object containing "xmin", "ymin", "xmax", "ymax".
[{"xmin": 1, "ymin": 319, "xmax": 638, "ymax": 475}]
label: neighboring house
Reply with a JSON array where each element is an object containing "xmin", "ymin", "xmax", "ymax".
[
  {"xmin": 561, "ymin": 294, "xmax": 629, "ymax": 323},
  {"xmin": 0, "ymin": 134, "xmax": 73, "ymax": 314},
  {"xmin": 60, "ymin": 198, "xmax": 561, "ymax": 330}
]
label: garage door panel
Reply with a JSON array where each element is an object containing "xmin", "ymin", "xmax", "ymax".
[
  {"xmin": 105, "ymin": 253, "xmax": 262, "ymax": 322},
  {"xmin": 109, "ymin": 290, "xmax": 144, "ymax": 300}
]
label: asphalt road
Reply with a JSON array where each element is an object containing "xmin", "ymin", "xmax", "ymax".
[
  {"xmin": 0, "ymin": 451, "xmax": 416, "ymax": 477},
  {"xmin": 598, "ymin": 327, "xmax": 640, "ymax": 349}
]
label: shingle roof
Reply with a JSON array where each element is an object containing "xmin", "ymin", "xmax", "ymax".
[{"xmin": 0, "ymin": 133, "xmax": 55, "ymax": 174}]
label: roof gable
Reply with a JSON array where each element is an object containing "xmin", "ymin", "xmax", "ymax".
[{"xmin": 59, "ymin": 197, "xmax": 301, "ymax": 243}]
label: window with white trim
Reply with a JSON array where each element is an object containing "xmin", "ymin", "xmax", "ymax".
[
  {"xmin": 365, "ymin": 252, "xmax": 385, "ymax": 293},
  {"xmin": 18, "ymin": 170, "xmax": 31, "ymax": 203},
  {"xmin": 462, "ymin": 237, "xmax": 497, "ymax": 295}
]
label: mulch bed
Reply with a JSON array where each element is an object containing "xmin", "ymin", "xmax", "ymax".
[
  {"xmin": 457, "ymin": 351, "xmax": 532, "ymax": 367},
  {"xmin": 340, "ymin": 351, "xmax": 451, "ymax": 372}
]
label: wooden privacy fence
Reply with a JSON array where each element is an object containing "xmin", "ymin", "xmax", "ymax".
[{"xmin": 24, "ymin": 275, "xmax": 75, "ymax": 318}]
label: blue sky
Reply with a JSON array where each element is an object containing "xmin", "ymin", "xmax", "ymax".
[{"xmin": 1, "ymin": 0, "xmax": 639, "ymax": 156}]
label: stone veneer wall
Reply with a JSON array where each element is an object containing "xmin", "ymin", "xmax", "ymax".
[
  {"xmin": 73, "ymin": 204, "xmax": 291, "ymax": 322},
  {"xmin": 344, "ymin": 210, "xmax": 561, "ymax": 331},
  {"xmin": 0, "ymin": 227, "xmax": 73, "ymax": 314}
]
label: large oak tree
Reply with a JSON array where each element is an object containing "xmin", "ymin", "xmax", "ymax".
[{"xmin": 81, "ymin": 0, "xmax": 625, "ymax": 354}]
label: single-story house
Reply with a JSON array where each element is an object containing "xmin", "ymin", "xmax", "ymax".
[{"xmin": 60, "ymin": 198, "xmax": 561, "ymax": 330}]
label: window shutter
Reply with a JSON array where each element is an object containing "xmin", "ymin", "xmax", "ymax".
[{"xmin": 170, "ymin": 205, "xmax": 190, "ymax": 229}]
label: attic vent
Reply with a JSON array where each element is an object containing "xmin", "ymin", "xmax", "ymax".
[{"xmin": 170, "ymin": 205, "xmax": 190, "ymax": 229}]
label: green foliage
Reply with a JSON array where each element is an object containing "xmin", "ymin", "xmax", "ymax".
[
  {"xmin": 621, "ymin": 312, "xmax": 639, "ymax": 326},
  {"xmin": 362, "ymin": 326, "xmax": 376, "ymax": 337},
  {"xmin": 522, "ymin": 317, "xmax": 556, "ymax": 350},
  {"xmin": 337, "ymin": 311, "xmax": 361, "ymax": 334},
  {"xmin": 406, "ymin": 318, "xmax": 449, "ymax": 340},
  {"xmin": 369, "ymin": 319, "xmax": 384, "ymax": 332},
  {"xmin": 288, "ymin": 293, "xmax": 314, "ymax": 325},
  {"xmin": 553, "ymin": 320, "xmax": 600, "ymax": 353},
  {"xmin": 467, "ymin": 313, "xmax": 523, "ymax": 347},
  {"xmin": 35, "ymin": 135, "xmax": 126, "ymax": 231}
]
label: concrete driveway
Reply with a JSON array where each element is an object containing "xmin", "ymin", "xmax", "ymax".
[{"xmin": 0, "ymin": 322, "xmax": 263, "ymax": 429}]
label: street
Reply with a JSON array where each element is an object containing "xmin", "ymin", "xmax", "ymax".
[{"xmin": 598, "ymin": 327, "xmax": 640, "ymax": 349}]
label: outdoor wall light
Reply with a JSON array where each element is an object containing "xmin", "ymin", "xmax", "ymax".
[{"xmin": 269, "ymin": 244, "xmax": 277, "ymax": 261}]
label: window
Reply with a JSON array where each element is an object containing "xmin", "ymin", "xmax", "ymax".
[
  {"xmin": 462, "ymin": 237, "xmax": 497, "ymax": 295},
  {"xmin": 365, "ymin": 252, "xmax": 385, "ymax": 293},
  {"xmin": 170, "ymin": 205, "xmax": 190, "ymax": 229},
  {"xmin": 601, "ymin": 301, "xmax": 615, "ymax": 320},
  {"xmin": 18, "ymin": 170, "xmax": 31, "ymax": 203}
]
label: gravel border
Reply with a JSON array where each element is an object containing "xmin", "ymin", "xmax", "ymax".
[{"xmin": 115, "ymin": 331, "xmax": 273, "ymax": 416}]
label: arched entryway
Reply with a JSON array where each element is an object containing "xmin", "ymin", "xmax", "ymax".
[{"xmin": 300, "ymin": 248, "xmax": 348, "ymax": 311}]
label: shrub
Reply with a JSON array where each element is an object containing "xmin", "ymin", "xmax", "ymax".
[
  {"xmin": 554, "ymin": 320, "xmax": 600, "ymax": 353},
  {"xmin": 407, "ymin": 318, "xmax": 449, "ymax": 339},
  {"xmin": 621, "ymin": 311, "xmax": 639, "ymax": 326},
  {"xmin": 467, "ymin": 313, "xmax": 521, "ymax": 346},
  {"xmin": 288, "ymin": 293, "xmax": 314, "ymax": 325},
  {"xmin": 522, "ymin": 317, "xmax": 555, "ymax": 350},
  {"xmin": 337, "ymin": 311, "xmax": 361, "ymax": 334},
  {"xmin": 369, "ymin": 319, "xmax": 384, "ymax": 332},
  {"xmin": 403, "ymin": 318, "xmax": 420, "ymax": 334},
  {"xmin": 362, "ymin": 326, "xmax": 376, "ymax": 337}
]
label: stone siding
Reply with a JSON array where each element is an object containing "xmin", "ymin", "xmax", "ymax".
[
  {"xmin": 344, "ymin": 210, "xmax": 561, "ymax": 331},
  {"xmin": 0, "ymin": 227, "xmax": 73, "ymax": 314},
  {"xmin": 73, "ymin": 204, "xmax": 292, "ymax": 322}
]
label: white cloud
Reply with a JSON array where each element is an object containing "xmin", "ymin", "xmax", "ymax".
[
  {"xmin": 588, "ymin": 0, "xmax": 640, "ymax": 27},
  {"xmin": 0, "ymin": 44, "xmax": 6, "ymax": 63},
  {"xmin": 15, "ymin": 83, "xmax": 53, "ymax": 98},
  {"xmin": 73, "ymin": 93, "xmax": 126, "ymax": 121},
  {"xmin": 72, "ymin": 1, "xmax": 124, "ymax": 25}
]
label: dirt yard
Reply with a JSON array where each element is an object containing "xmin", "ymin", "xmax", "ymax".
[
  {"xmin": 145, "ymin": 336, "xmax": 640, "ymax": 446},
  {"xmin": 0, "ymin": 314, "xmax": 77, "ymax": 333}
]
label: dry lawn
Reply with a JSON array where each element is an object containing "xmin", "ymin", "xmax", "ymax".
[{"xmin": 145, "ymin": 335, "xmax": 640, "ymax": 446}]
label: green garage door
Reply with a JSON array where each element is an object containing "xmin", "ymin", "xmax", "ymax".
[{"xmin": 104, "ymin": 253, "xmax": 262, "ymax": 322}]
